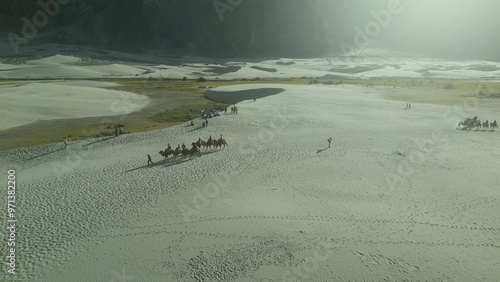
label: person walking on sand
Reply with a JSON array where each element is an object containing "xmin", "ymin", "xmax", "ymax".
[
  {"xmin": 327, "ymin": 137, "xmax": 332, "ymax": 148},
  {"xmin": 147, "ymin": 154, "xmax": 154, "ymax": 165},
  {"xmin": 64, "ymin": 138, "xmax": 68, "ymax": 149}
]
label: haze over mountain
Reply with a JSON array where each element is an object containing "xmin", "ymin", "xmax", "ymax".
[{"xmin": 1, "ymin": 0, "xmax": 499, "ymax": 61}]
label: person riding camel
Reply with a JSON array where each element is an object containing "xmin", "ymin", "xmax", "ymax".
[{"xmin": 167, "ymin": 143, "xmax": 172, "ymax": 151}]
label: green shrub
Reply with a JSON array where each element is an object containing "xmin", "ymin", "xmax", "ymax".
[{"xmin": 443, "ymin": 83, "xmax": 455, "ymax": 89}]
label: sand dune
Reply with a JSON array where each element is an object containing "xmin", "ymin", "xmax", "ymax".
[
  {"xmin": 1, "ymin": 83, "xmax": 498, "ymax": 281},
  {"xmin": 1, "ymin": 46, "xmax": 500, "ymax": 80},
  {"xmin": 0, "ymin": 80, "xmax": 148, "ymax": 130}
]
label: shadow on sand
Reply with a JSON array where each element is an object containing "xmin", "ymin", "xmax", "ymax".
[
  {"xmin": 189, "ymin": 126, "xmax": 206, "ymax": 132},
  {"xmin": 124, "ymin": 158, "xmax": 191, "ymax": 173},
  {"xmin": 124, "ymin": 148, "xmax": 226, "ymax": 173},
  {"xmin": 316, "ymin": 147, "xmax": 329, "ymax": 154},
  {"xmin": 83, "ymin": 136, "xmax": 116, "ymax": 147},
  {"xmin": 26, "ymin": 147, "xmax": 65, "ymax": 161}
]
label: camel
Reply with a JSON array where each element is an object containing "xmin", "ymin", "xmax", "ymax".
[
  {"xmin": 173, "ymin": 145, "xmax": 182, "ymax": 158},
  {"xmin": 482, "ymin": 120, "xmax": 489, "ymax": 131},
  {"xmin": 206, "ymin": 136, "xmax": 215, "ymax": 149},
  {"xmin": 181, "ymin": 148, "xmax": 190, "ymax": 157},
  {"xmin": 491, "ymin": 120, "xmax": 498, "ymax": 130},
  {"xmin": 159, "ymin": 149, "xmax": 174, "ymax": 160},
  {"xmin": 190, "ymin": 145, "xmax": 202, "ymax": 158},
  {"xmin": 458, "ymin": 117, "xmax": 498, "ymax": 131},
  {"xmin": 216, "ymin": 137, "xmax": 228, "ymax": 149},
  {"xmin": 181, "ymin": 145, "xmax": 201, "ymax": 158},
  {"xmin": 200, "ymin": 140, "xmax": 210, "ymax": 150},
  {"xmin": 193, "ymin": 138, "xmax": 202, "ymax": 149},
  {"xmin": 475, "ymin": 120, "xmax": 481, "ymax": 130}
]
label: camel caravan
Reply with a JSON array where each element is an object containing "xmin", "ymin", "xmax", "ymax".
[
  {"xmin": 159, "ymin": 135, "xmax": 228, "ymax": 160},
  {"xmin": 458, "ymin": 116, "xmax": 498, "ymax": 131}
]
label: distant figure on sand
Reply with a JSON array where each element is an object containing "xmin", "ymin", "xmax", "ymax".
[
  {"xmin": 147, "ymin": 154, "xmax": 153, "ymax": 165},
  {"xmin": 190, "ymin": 120, "xmax": 194, "ymax": 127},
  {"xmin": 254, "ymin": 97, "xmax": 256, "ymax": 102},
  {"xmin": 327, "ymin": 137, "xmax": 332, "ymax": 148},
  {"xmin": 64, "ymin": 138, "xmax": 68, "ymax": 148}
]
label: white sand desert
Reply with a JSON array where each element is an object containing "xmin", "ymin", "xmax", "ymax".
[{"xmin": 0, "ymin": 51, "xmax": 499, "ymax": 281}]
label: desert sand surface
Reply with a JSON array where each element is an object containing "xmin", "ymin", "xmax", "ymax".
[{"xmin": 1, "ymin": 80, "xmax": 499, "ymax": 281}]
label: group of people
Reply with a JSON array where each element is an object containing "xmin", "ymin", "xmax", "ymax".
[
  {"xmin": 193, "ymin": 104, "xmax": 240, "ymax": 128},
  {"xmin": 147, "ymin": 102, "xmax": 243, "ymax": 164},
  {"xmin": 230, "ymin": 105, "xmax": 239, "ymax": 114},
  {"xmin": 190, "ymin": 119, "xmax": 210, "ymax": 128},
  {"xmin": 458, "ymin": 116, "xmax": 498, "ymax": 131},
  {"xmin": 148, "ymin": 135, "xmax": 228, "ymax": 165},
  {"xmin": 114, "ymin": 126, "xmax": 124, "ymax": 136},
  {"xmin": 201, "ymin": 107, "xmax": 220, "ymax": 119}
]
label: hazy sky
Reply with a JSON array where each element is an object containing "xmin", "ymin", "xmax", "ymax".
[{"xmin": 328, "ymin": 0, "xmax": 500, "ymax": 60}]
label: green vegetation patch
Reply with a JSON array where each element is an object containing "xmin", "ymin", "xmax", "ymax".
[{"xmin": 149, "ymin": 102, "xmax": 228, "ymax": 123}]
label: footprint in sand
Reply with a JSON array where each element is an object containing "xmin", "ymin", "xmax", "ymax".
[{"xmin": 491, "ymin": 240, "xmax": 500, "ymax": 248}]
